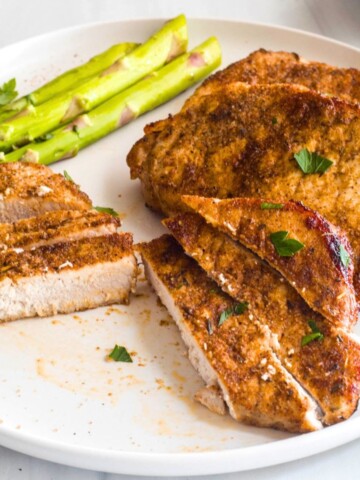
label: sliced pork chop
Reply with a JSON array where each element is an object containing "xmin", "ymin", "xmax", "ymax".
[
  {"xmin": 182, "ymin": 195, "xmax": 358, "ymax": 328},
  {"xmin": 185, "ymin": 49, "xmax": 360, "ymax": 108},
  {"xmin": 0, "ymin": 233, "xmax": 137, "ymax": 322},
  {"xmin": 138, "ymin": 235, "xmax": 322, "ymax": 433},
  {"xmin": 0, "ymin": 209, "xmax": 121, "ymax": 252},
  {"xmin": 0, "ymin": 162, "xmax": 92, "ymax": 222},
  {"xmin": 127, "ymin": 83, "xmax": 360, "ymax": 296},
  {"xmin": 164, "ymin": 213, "xmax": 360, "ymax": 425}
]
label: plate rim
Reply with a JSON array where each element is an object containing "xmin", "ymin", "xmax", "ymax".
[
  {"xmin": 0, "ymin": 16, "xmax": 359, "ymax": 476},
  {"xmin": 1, "ymin": 15, "xmax": 359, "ymax": 59},
  {"xmin": 0, "ymin": 411, "xmax": 360, "ymax": 476}
]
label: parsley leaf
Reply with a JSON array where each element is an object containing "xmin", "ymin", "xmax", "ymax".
[
  {"xmin": 301, "ymin": 320, "xmax": 324, "ymax": 346},
  {"xmin": 63, "ymin": 170, "xmax": 74, "ymax": 183},
  {"xmin": 339, "ymin": 244, "xmax": 350, "ymax": 268},
  {"xmin": 0, "ymin": 78, "xmax": 18, "ymax": 106},
  {"xmin": 261, "ymin": 202, "xmax": 284, "ymax": 210},
  {"xmin": 94, "ymin": 206, "xmax": 119, "ymax": 217},
  {"xmin": 294, "ymin": 148, "xmax": 333, "ymax": 174},
  {"xmin": 109, "ymin": 344, "xmax": 133, "ymax": 362},
  {"xmin": 218, "ymin": 302, "xmax": 249, "ymax": 326},
  {"xmin": 233, "ymin": 303, "xmax": 249, "ymax": 315},
  {"xmin": 270, "ymin": 231, "xmax": 304, "ymax": 257}
]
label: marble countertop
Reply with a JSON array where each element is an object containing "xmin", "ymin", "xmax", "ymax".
[{"xmin": 0, "ymin": 1, "xmax": 359, "ymax": 479}]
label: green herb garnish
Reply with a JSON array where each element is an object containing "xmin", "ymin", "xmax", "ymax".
[
  {"xmin": 261, "ymin": 202, "xmax": 284, "ymax": 210},
  {"xmin": 218, "ymin": 302, "xmax": 249, "ymax": 326},
  {"xmin": 94, "ymin": 206, "xmax": 119, "ymax": 217},
  {"xmin": 0, "ymin": 78, "xmax": 18, "ymax": 106},
  {"xmin": 34, "ymin": 133, "xmax": 54, "ymax": 143},
  {"xmin": 270, "ymin": 231, "xmax": 304, "ymax": 257},
  {"xmin": 339, "ymin": 244, "xmax": 350, "ymax": 268},
  {"xmin": 294, "ymin": 148, "xmax": 333, "ymax": 175},
  {"xmin": 63, "ymin": 170, "xmax": 74, "ymax": 183},
  {"xmin": 301, "ymin": 320, "xmax": 324, "ymax": 346},
  {"xmin": 109, "ymin": 344, "xmax": 133, "ymax": 362},
  {"xmin": 271, "ymin": 117, "xmax": 278, "ymax": 125}
]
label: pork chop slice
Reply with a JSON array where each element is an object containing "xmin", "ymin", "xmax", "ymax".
[
  {"xmin": 0, "ymin": 209, "xmax": 121, "ymax": 252},
  {"xmin": 0, "ymin": 232, "xmax": 137, "ymax": 322},
  {"xmin": 182, "ymin": 195, "xmax": 358, "ymax": 328},
  {"xmin": 126, "ymin": 82, "xmax": 360, "ymax": 296},
  {"xmin": 164, "ymin": 213, "xmax": 360, "ymax": 425},
  {"xmin": 185, "ymin": 49, "xmax": 360, "ymax": 108},
  {"xmin": 138, "ymin": 235, "xmax": 323, "ymax": 433},
  {"xmin": 0, "ymin": 162, "xmax": 92, "ymax": 222}
]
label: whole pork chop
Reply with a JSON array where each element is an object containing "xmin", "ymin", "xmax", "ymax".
[{"xmin": 127, "ymin": 82, "xmax": 360, "ymax": 294}]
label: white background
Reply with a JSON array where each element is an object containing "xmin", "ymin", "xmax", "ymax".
[{"xmin": 1, "ymin": 0, "xmax": 360, "ymax": 479}]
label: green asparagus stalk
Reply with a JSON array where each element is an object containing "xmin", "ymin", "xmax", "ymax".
[
  {"xmin": 0, "ymin": 14, "xmax": 188, "ymax": 152},
  {"xmin": 3, "ymin": 37, "xmax": 221, "ymax": 166},
  {"xmin": 0, "ymin": 42, "xmax": 138, "ymax": 123}
]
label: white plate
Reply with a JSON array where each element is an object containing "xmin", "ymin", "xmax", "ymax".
[{"xmin": 0, "ymin": 18, "xmax": 359, "ymax": 477}]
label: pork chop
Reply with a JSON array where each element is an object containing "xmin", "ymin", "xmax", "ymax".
[
  {"xmin": 0, "ymin": 162, "xmax": 92, "ymax": 222},
  {"xmin": 138, "ymin": 235, "xmax": 323, "ymax": 433},
  {"xmin": 0, "ymin": 209, "xmax": 120, "ymax": 252},
  {"xmin": 164, "ymin": 213, "xmax": 360, "ymax": 425},
  {"xmin": 182, "ymin": 195, "xmax": 358, "ymax": 328},
  {"xmin": 0, "ymin": 232, "xmax": 137, "ymax": 322},
  {"xmin": 127, "ymin": 83, "xmax": 360, "ymax": 295}
]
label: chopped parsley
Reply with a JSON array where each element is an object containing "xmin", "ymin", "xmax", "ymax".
[
  {"xmin": 218, "ymin": 302, "xmax": 249, "ymax": 326},
  {"xmin": 0, "ymin": 78, "xmax": 18, "ymax": 106},
  {"xmin": 301, "ymin": 320, "xmax": 324, "ymax": 346},
  {"xmin": 261, "ymin": 202, "xmax": 284, "ymax": 210},
  {"xmin": 94, "ymin": 206, "xmax": 119, "ymax": 217},
  {"xmin": 294, "ymin": 148, "xmax": 333, "ymax": 175},
  {"xmin": 271, "ymin": 117, "xmax": 278, "ymax": 125},
  {"xmin": 109, "ymin": 344, "xmax": 133, "ymax": 362},
  {"xmin": 339, "ymin": 244, "xmax": 350, "ymax": 268},
  {"xmin": 270, "ymin": 231, "xmax": 304, "ymax": 257},
  {"xmin": 63, "ymin": 170, "xmax": 74, "ymax": 183}
]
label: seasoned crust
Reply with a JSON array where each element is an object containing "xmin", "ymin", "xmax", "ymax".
[
  {"xmin": 127, "ymin": 82, "xmax": 360, "ymax": 295},
  {"xmin": 186, "ymin": 49, "xmax": 360, "ymax": 107},
  {"xmin": 0, "ymin": 162, "xmax": 92, "ymax": 221},
  {"xmin": 138, "ymin": 235, "xmax": 322, "ymax": 433},
  {"xmin": 0, "ymin": 232, "xmax": 133, "ymax": 280},
  {"xmin": 181, "ymin": 195, "xmax": 358, "ymax": 328},
  {"xmin": 0, "ymin": 209, "xmax": 121, "ymax": 252},
  {"xmin": 164, "ymin": 213, "xmax": 360, "ymax": 425}
]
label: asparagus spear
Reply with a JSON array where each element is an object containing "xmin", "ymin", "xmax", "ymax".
[
  {"xmin": 4, "ymin": 37, "xmax": 221, "ymax": 166},
  {"xmin": 0, "ymin": 14, "xmax": 188, "ymax": 152},
  {"xmin": 0, "ymin": 42, "xmax": 138, "ymax": 123}
]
